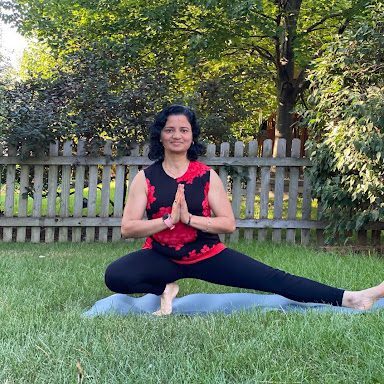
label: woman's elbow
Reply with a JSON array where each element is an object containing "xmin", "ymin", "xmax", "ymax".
[
  {"xmin": 121, "ymin": 222, "xmax": 138, "ymax": 238},
  {"xmin": 121, "ymin": 225, "xmax": 130, "ymax": 238},
  {"xmin": 226, "ymin": 218, "xmax": 237, "ymax": 234}
]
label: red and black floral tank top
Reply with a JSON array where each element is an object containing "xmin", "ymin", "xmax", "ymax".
[{"xmin": 142, "ymin": 160, "xmax": 226, "ymax": 264}]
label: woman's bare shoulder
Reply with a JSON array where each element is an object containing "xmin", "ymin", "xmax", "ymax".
[
  {"xmin": 130, "ymin": 169, "xmax": 147, "ymax": 191},
  {"xmin": 209, "ymin": 168, "xmax": 221, "ymax": 182}
]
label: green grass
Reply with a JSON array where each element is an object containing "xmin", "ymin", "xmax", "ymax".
[
  {"xmin": 0, "ymin": 182, "xmax": 117, "ymax": 216},
  {"xmin": 1, "ymin": 241, "xmax": 383, "ymax": 383}
]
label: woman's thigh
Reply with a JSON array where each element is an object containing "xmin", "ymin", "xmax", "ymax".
[
  {"xmin": 105, "ymin": 249, "xmax": 185, "ymax": 294},
  {"xmin": 186, "ymin": 248, "xmax": 280, "ymax": 290},
  {"xmin": 185, "ymin": 248, "xmax": 343, "ymax": 304}
]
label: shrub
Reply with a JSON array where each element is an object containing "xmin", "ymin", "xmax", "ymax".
[{"xmin": 304, "ymin": 1, "xmax": 384, "ymax": 243}]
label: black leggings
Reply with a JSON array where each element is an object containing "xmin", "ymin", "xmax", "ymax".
[{"xmin": 105, "ymin": 248, "xmax": 345, "ymax": 306}]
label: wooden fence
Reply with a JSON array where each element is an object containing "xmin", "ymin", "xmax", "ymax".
[{"xmin": 0, "ymin": 138, "xmax": 382, "ymax": 245}]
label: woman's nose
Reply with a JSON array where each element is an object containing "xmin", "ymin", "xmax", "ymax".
[{"xmin": 172, "ymin": 130, "xmax": 181, "ymax": 138}]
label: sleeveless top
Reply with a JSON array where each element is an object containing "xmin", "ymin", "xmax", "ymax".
[{"xmin": 142, "ymin": 160, "xmax": 226, "ymax": 264}]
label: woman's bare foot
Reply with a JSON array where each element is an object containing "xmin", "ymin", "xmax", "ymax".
[
  {"xmin": 342, "ymin": 282, "xmax": 384, "ymax": 310},
  {"xmin": 153, "ymin": 282, "xmax": 179, "ymax": 316}
]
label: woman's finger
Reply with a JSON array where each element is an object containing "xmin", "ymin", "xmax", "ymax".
[{"xmin": 174, "ymin": 184, "xmax": 184, "ymax": 205}]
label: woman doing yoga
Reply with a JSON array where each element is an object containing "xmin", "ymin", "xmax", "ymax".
[{"xmin": 105, "ymin": 105, "xmax": 384, "ymax": 316}]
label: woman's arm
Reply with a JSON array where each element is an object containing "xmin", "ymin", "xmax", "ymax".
[
  {"xmin": 182, "ymin": 169, "xmax": 236, "ymax": 234},
  {"xmin": 121, "ymin": 170, "xmax": 169, "ymax": 238}
]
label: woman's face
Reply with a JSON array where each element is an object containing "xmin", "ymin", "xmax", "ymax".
[{"xmin": 160, "ymin": 114, "xmax": 193, "ymax": 155}]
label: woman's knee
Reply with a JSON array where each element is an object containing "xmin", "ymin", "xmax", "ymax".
[
  {"xmin": 105, "ymin": 251, "xmax": 151, "ymax": 292},
  {"xmin": 104, "ymin": 261, "xmax": 122, "ymax": 292},
  {"xmin": 104, "ymin": 258, "xmax": 136, "ymax": 292}
]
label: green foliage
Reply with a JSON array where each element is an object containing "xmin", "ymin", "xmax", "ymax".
[
  {"xmin": 1, "ymin": 0, "xmax": 371, "ymax": 153},
  {"xmin": 0, "ymin": 77, "xmax": 71, "ymax": 157},
  {"xmin": 19, "ymin": 42, "xmax": 59, "ymax": 80},
  {"xmin": 0, "ymin": 46, "xmax": 174, "ymax": 156},
  {"xmin": 304, "ymin": 1, "xmax": 384, "ymax": 243}
]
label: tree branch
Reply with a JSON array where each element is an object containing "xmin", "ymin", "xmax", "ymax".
[
  {"xmin": 300, "ymin": 91, "xmax": 308, "ymax": 109},
  {"xmin": 298, "ymin": 11, "xmax": 345, "ymax": 37},
  {"xmin": 221, "ymin": 45, "xmax": 276, "ymax": 64},
  {"xmin": 301, "ymin": 27, "xmax": 329, "ymax": 33},
  {"xmin": 221, "ymin": 48, "xmax": 247, "ymax": 58},
  {"xmin": 249, "ymin": 9, "xmax": 277, "ymax": 23},
  {"xmin": 248, "ymin": 34, "xmax": 278, "ymax": 41},
  {"xmin": 338, "ymin": 18, "xmax": 350, "ymax": 35},
  {"xmin": 172, "ymin": 25, "xmax": 204, "ymax": 35},
  {"xmin": 250, "ymin": 44, "xmax": 276, "ymax": 63}
]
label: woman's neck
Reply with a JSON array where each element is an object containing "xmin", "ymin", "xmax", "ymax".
[
  {"xmin": 162, "ymin": 155, "xmax": 190, "ymax": 178},
  {"xmin": 162, "ymin": 154, "xmax": 190, "ymax": 169}
]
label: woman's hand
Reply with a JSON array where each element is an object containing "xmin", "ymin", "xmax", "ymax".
[
  {"xmin": 178, "ymin": 184, "xmax": 191, "ymax": 224},
  {"xmin": 170, "ymin": 184, "xmax": 183, "ymax": 223}
]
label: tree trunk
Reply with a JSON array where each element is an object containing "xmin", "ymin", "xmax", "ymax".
[
  {"xmin": 274, "ymin": 91, "xmax": 295, "ymax": 155},
  {"xmin": 274, "ymin": 0, "xmax": 302, "ymax": 156}
]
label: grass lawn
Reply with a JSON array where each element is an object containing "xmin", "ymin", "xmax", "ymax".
[
  {"xmin": 1, "ymin": 241, "xmax": 383, "ymax": 383},
  {"xmin": 0, "ymin": 183, "xmax": 118, "ymax": 217}
]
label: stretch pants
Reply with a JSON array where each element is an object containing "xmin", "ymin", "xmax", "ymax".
[{"xmin": 105, "ymin": 248, "xmax": 344, "ymax": 306}]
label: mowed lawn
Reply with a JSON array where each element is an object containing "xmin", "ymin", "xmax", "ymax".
[{"xmin": 1, "ymin": 241, "xmax": 383, "ymax": 383}]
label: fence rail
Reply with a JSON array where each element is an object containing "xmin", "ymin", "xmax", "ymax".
[{"xmin": 0, "ymin": 138, "xmax": 382, "ymax": 245}]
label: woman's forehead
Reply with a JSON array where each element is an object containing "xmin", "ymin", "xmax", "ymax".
[{"xmin": 164, "ymin": 114, "xmax": 191, "ymax": 127}]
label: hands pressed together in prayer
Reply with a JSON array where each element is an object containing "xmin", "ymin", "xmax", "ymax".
[{"xmin": 170, "ymin": 184, "xmax": 191, "ymax": 225}]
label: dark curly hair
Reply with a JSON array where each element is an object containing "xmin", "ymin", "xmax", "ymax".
[{"xmin": 148, "ymin": 105, "xmax": 206, "ymax": 161}]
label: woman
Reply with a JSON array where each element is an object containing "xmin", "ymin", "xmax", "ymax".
[{"xmin": 105, "ymin": 104, "xmax": 384, "ymax": 316}]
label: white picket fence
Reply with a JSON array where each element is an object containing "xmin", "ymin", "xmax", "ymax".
[{"xmin": 0, "ymin": 138, "xmax": 382, "ymax": 245}]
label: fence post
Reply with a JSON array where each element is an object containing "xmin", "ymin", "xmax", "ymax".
[
  {"xmin": 45, "ymin": 141, "xmax": 59, "ymax": 243},
  {"xmin": 127, "ymin": 145, "xmax": 140, "ymax": 189},
  {"xmin": 16, "ymin": 144, "xmax": 29, "ymax": 242},
  {"xmin": 301, "ymin": 148, "xmax": 312, "ymax": 245},
  {"xmin": 112, "ymin": 146, "xmax": 127, "ymax": 241},
  {"xmin": 286, "ymin": 139, "xmax": 301, "ymax": 243},
  {"xmin": 31, "ymin": 158, "xmax": 44, "ymax": 243},
  {"xmin": 218, "ymin": 142, "xmax": 230, "ymax": 242},
  {"xmin": 259, "ymin": 139, "xmax": 273, "ymax": 242},
  {"xmin": 206, "ymin": 144, "xmax": 216, "ymax": 222},
  {"xmin": 85, "ymin": 149, "xmax": 99, "ymax": 242},
  {"xmin": 59, "ymin": 141, "xmax": 72, "ymax": 242},
  {"xmin": 244, "ymin": 140, "xmax": 258, "ymax": 241},
  {"xmin": 72, "ymin": 139, "xmax": 86, "ymax": 242},
  {"xmin": 219, "ymin": 142, "xmax": 230, "ymax": 192},
  {"xmin": 229, "ymin": 141, "xmax": 244, "ymax": 243},
  {"xmin": 3, "ymin": 144, "xmax": 17, "ymax": 242},
  {"xmin": 206, "ymin": 143, "xmax": 224, "ymax": 241},
  {"xmin": 272, "ymin": 139, "xmax": 286, "ymax": 243},
  {"xmin": 99, "ymin": 140, "xmax": 112, "ymax": 242}
]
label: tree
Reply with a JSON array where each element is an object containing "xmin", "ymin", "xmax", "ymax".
[
  {"xmin": 1, "ymin": 1, "xmax": 367, "ymax": 151},
  {"xmin": 304, "ymin": 0, "xmax": 384, "ymax": 243},
  {"xmin": 133, "ymin": 0, "xmax": 367, "ymax": 153}
]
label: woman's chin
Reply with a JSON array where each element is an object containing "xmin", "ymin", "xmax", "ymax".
[{"xmin": 167, "ymin": 147, "xmax": 188, "ymax": 153}]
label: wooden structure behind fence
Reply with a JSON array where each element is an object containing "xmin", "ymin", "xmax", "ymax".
[{"xmin": 0, "ymin": 138, "xmax": 383, "ymax": 245}]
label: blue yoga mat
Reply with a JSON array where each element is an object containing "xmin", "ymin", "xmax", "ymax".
[{"xmin": 83, "ymin": 293, "xmax": 384, "ymax": 317}]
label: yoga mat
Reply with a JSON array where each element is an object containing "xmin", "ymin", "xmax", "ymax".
[{"xmin": 83, "ymin": 293, "xmax": 384, "ymax": 317}]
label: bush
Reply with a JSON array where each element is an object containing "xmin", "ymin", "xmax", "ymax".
[
  {"xmin": 304, "ymin": 1, "xmax": 384, "ymax": 243},
  {"xmin": 0, "ymin": 47, "xmax": 172, "ymax": 157}
]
